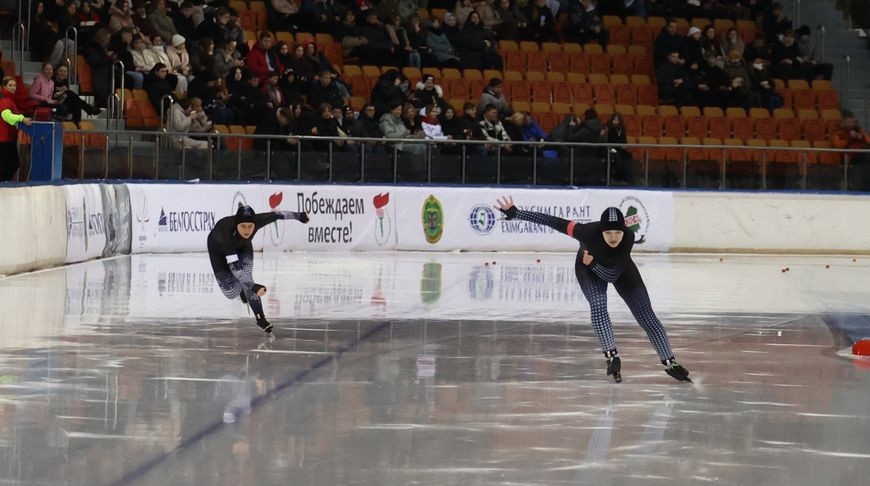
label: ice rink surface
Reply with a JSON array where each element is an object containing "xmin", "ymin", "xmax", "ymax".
[{"xmin": 1, "ymin": 251, "xmax": 870, "ymax": 486}]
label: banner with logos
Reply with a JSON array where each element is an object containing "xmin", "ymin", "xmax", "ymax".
[
  {"xmin": 258, "ymin": 186, "xmax": 398, "ymax": 252},
  {"xmin": 128, "ymin": 184, "xmax": 264, "ymax": 253},
  {"xmin": 124, "ymin": 184, "xmax": 673, "ymax": 254},
  {"xmin": 394, "ymin": 188, "xmax": 675, "ymax": 252},
  {"xmin": 64, "ymin": 184, "xmax": 108, "ymax": 263}
]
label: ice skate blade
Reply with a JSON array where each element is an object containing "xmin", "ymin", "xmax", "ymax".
[{"xmin": 612, "ymin": 373, "xmax": 622, "ymax": 383}]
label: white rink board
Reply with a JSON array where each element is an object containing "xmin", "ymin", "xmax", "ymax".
[
  {"xmin": 128, "ymin": 184, "xmax": 264, "ymax": 253},
  {"xmin": 64, "ymin": 184, "xmax": 107, "ymax": 263},
  {"xmin": 395, "ymin": 187, "xmax": 675, "ymax": 252},
  {"xmin": 125, "ymin": 184, "xmax": 673, "ymax": 254}
]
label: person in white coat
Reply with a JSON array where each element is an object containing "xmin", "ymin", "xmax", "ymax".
[
  {"xmin": 421, "ymin": 104, "xmax": 450, "ymax": 141},
  {"xmin": 150, "ymin": 34, "xmax": 188, "ymax": 93},
  {"xmin": 129, "ymin": 34, "xmax": 160, "ymax": 73},
  {"xmin": 169, "ymin": 97, "xmax": 210, "ymax": 150}
]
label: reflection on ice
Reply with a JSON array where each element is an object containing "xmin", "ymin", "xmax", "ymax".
[{"xmin": 0, "ymin": 253, "xmax": 868, "ymax": 486}]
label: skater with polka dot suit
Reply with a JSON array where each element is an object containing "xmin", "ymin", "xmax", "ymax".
[
  {"xmin": 495, "ymin": 196, "xmax": 691, "ymax": 383},
  {"xmin": 208, "ymin": 203, "xmax": 309, "ymax": 333}
]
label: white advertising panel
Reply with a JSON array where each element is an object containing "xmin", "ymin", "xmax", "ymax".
[
  {"xmin": 394, "ymin": 187, "xmax": 675, "ymax": 252},
  {"xmin": 128, "ymin": 184, "xmax": 263, "ymax": 253},
  {"xmin": 258, "ymin": 185, "xmax": 398, "ymax": 251},
  {"xmin": 64, "ymin": 184, "xmax": 107, "ymax": 263}
]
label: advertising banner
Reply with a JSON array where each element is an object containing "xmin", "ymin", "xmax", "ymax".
[
  {"xmin": 64, "ymin": 184, "xmax": 107, "ymax": 263},
  {"xmin": 258, "ymin": 185, "xmax": 398, "ymax": 252},
  {"xmin": 395, "ymin": 187, "xmax": 675, "ymax": 252},
  {"xmin": 125, "ymin": 184, "xmax": 672, "ymax": 254},
  {"xmin": 128, "ymin": 184, "xmax": 263, "ymax": 253}
]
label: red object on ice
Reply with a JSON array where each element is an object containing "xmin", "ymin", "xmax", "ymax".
[{"xmin": 853, "ymin": 339, "xmax": 870, "ymax": 356}]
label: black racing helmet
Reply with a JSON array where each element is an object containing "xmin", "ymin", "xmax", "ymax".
[{"xmin": 599, "ymin": 207, "xmax": 626, "ymax": 231}]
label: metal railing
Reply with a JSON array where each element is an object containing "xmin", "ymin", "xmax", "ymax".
[
  {"xmin": 18, "ymin": 0, "xmax": 32, "ymax": 59},
  {"xmin": 63, "ymin": 26, "xmax": 78, "ymax": 85},
  {"xmin": 11, "ymin": 22, "xmax": 25, "ymax": 76},
  {"xmin": 817, "ymin": 24, "xmax": 826, "ymax": 62},
  {"xmin": 159, "ymin": 94, "xmax": 174, "ymax": 137},
  {"xmin": 108, "ymin": 60, "xmax": 125, "ymax": 132},
  {"xmin": 841, "ymin": 55, "xmax": 851, "ymax": 109},
  {"xmin": 791, "ymin": 0, "xmax": 801, "ymax": 28},
  {"xmin": 44, "ymin": 128, "xmax": 870, "ymax": 192}
]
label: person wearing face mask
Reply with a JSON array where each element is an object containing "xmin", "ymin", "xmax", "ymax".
[
  {"xmin": 494, "ymin": 198, "xmax": 692, "ymax": 384},
  {"xmin": 149, "ymin": 34, "xmax": 188, "ymax": 93}
]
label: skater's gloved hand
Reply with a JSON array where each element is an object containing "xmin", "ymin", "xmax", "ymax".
[
  {"xmin": 297, "ymin": 212, "xmax": 309, "ymax": 224},
  {"xmin": 251, "ymin": 283, "xmax": 267, "ymax": 296},
  {"xmin": 494, "ymin": 196, "xmax": 518, "ymax": 220},
  {"xmin": 582, "ymin": 250, "xmax": 594, "ymax": 266}
]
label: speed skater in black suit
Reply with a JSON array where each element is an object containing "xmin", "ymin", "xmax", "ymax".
[
  {"xmin": 207, "ymin": 203, "xmax": 309, "ymax": 333},
  {"xmin": 495, "ymin": 196, "xmax": 691, "ymax": 383}
]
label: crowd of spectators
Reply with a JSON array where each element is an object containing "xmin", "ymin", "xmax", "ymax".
[
  {"xmin": 654, "ymin": 7, "xmax": 832, "ymax": 111},
  {"xmin": 5, "ymin": 0, "xmax": 865, "ymax": 187}
]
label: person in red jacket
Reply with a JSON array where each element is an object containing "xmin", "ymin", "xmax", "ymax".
[
  {"xmin": 245, "ymin": 31, "xmax": 283, "ymax": 81},
  {"xmin": 0, "ymin": 76, "xmax": 33, "ymax": 181},
  {"xmin": 831, "ymin": 110, "xmax": 870, "ymax": 191}
]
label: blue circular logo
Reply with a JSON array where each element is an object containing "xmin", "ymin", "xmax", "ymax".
[{"xmin": 469, "ymin": 205, "xmax": 496, "ymax": 235}]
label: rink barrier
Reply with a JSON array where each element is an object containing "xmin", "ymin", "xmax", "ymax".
[
  {"xmin": 671, "ymin": 191, "xmax": 870, "ymax": 254},
  {"xmin": 3, "ymin": 182, "xmax": 870, "ymax": 278},
  {"xmin": 126, "ymin": 184, "xmax": 676, "ymax": 253},
  {"xmin": 0, "ymin": 185, "xmax": 68, "ymax": 275}
]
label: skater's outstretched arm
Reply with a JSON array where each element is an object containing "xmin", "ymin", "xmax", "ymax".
[
  {"xmin": 494, "ymin": 196, "xmax": 579, "ymax": 237},
  {"xmin": 253, "ymin": 210, "xmax": 310, "ymax": 229}
]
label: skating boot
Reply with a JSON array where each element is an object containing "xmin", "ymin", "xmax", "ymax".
[
  {"xmin": 255, "ymin": 313, "xmax": 273, "ymax": 334},
  {"xmin": 663, "ymin": 359, "xmax": 691, "ymax": 383},
  {"xmin": 605, "ymin": 351, "xmax": 622, "ymax": 383}
]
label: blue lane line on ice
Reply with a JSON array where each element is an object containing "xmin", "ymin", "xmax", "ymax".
[{"xmin": 101, "ymin": 321, "xmax": 390, "ymax": 486}]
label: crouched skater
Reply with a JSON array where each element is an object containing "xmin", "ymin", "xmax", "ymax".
[
  {"xmin": 495, "ymin": 196, "xmax": 691, "ymax": 383},
  {"xmin": 208, "ymin": 203, "xmax": 309, "ymax": 333}
]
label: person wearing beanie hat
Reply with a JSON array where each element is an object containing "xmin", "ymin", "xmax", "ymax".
[
  {"xmin": 494, "ymin": 196, "xmax": 691, "ymax": 383},
  {"xmin": 477, "ymin": 77, "xmax": 511, "ymax": 120},
  {"xmin": 166, "ymin": 34, "xmax": 191, "ymax": 77},
  {"xmin": 207, "ymin": 203, "xmax": 310, "ymax": 333}
]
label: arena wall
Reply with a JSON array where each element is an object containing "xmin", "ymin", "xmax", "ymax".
[
  {"xmin": 1, "ymin": 183, "xmax": 869, "ymax": 277},
  {"xmin": 0, "ymin": 185, "xmax": 68, "ymax": 276}
]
